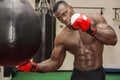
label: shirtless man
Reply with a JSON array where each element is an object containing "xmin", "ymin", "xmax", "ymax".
[{"xmin": 17, "ymin": 1, "xmax": 117, "ymax": 80}]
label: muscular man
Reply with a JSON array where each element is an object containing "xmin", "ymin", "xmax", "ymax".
[{"xmin": 17, "ymin": 1, "xmax": 117, "ymax": 80}]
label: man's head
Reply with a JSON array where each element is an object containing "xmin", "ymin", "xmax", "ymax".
[{"xmin": 53, "ymin": 0, "xmax": 74, "ymax": 26}]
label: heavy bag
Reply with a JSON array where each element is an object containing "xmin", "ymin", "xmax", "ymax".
[{"xmin": 0, "ymin": 0, "xmax": 42, "ymax": 66}]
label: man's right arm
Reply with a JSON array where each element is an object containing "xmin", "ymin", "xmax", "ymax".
[
  {"xmin": 17, "ymin": 43, "xmax": 66, "ymax": 72},
  {"xmin": 37, "ymin": 44, "xmax": 66, "ymax": 72}
]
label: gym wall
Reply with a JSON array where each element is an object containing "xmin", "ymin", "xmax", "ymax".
[{"xmin": 56, "ymin": 0, "xmax": 120, "ymax": 70}]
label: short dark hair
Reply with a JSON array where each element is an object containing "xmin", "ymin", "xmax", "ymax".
[{"xmin": 53, "ymin": 0, "xmax": 69, "ymax": 13}]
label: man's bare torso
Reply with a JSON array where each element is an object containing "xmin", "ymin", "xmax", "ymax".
[{"xmin": 56, "ymin": 27, "xmax": 103, "ymax": 71}]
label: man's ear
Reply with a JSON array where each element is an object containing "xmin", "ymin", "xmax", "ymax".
[
  {"xmin": 69, "ymin": 6, "xmax": 73, "ymax": 9},
  {"xmin": 69, "ymin": 6, "xmax": 74, "ymax": 13},
  {"xmin": 69, "ymin": 6, "xmax": 74, "ymax": 11}
]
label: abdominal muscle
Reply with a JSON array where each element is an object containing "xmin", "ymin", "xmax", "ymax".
[{"xmin": 73, "ymin": 46, "xmax": 103, "ymax": 71}]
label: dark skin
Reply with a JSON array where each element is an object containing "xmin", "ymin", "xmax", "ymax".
[{"xmin": 37, "ymin": 3, "xmax": 117, "ymax": 72}]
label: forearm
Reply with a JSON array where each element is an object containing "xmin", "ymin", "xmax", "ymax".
[
  {"xmin": 16, "ymin": 58, "xmax": 63, "ymax": 72},
  {"xmin": 37, "ymin": 58, "xmax": 61, "ymax": 72},
  {"xmin": 95, "ymin": 24, "xmax": 117, "ymax": 45}
]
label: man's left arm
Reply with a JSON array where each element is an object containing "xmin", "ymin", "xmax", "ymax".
[
  {"xmin": 92, "ymin": 13, "xmax": 117, "ymax": 45},
  {"xmin": 71, "ymin": 13, "xmax": 117, "ymax": 45}
]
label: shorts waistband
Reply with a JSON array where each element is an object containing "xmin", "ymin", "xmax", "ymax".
[{"xmin": 73, "ymin": 66, "xmax": 104, "ymax": 73}]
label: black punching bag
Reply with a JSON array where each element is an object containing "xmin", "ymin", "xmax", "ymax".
[{"xmin": 0, "ymin": 0, "xmax": 42, "ymax": 66}]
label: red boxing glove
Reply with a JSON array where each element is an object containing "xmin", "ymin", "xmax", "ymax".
[
  {"xmin": 71, "ymin": 13, "xmax": 96, "ymax": 36},
  {"xmin": 16, "ymin": 61, "xmax": 39, "ymax": 72}
]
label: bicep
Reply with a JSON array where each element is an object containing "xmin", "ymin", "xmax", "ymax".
[
  {"xmin": 91, "ymin": 14, "xmax": 117, "ymax": 45},
  {"xmin": 50, "ymin": 45, "xmax": 66, "ymax": 66}
]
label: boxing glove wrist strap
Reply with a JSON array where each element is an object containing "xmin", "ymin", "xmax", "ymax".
[
  {"xmin": 29, "ymin": 63, "xmax": 39, "ymax": 72},
  {"xmin": 86, "ymin": 24, "xmax": 96, "ymax": 36}
]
